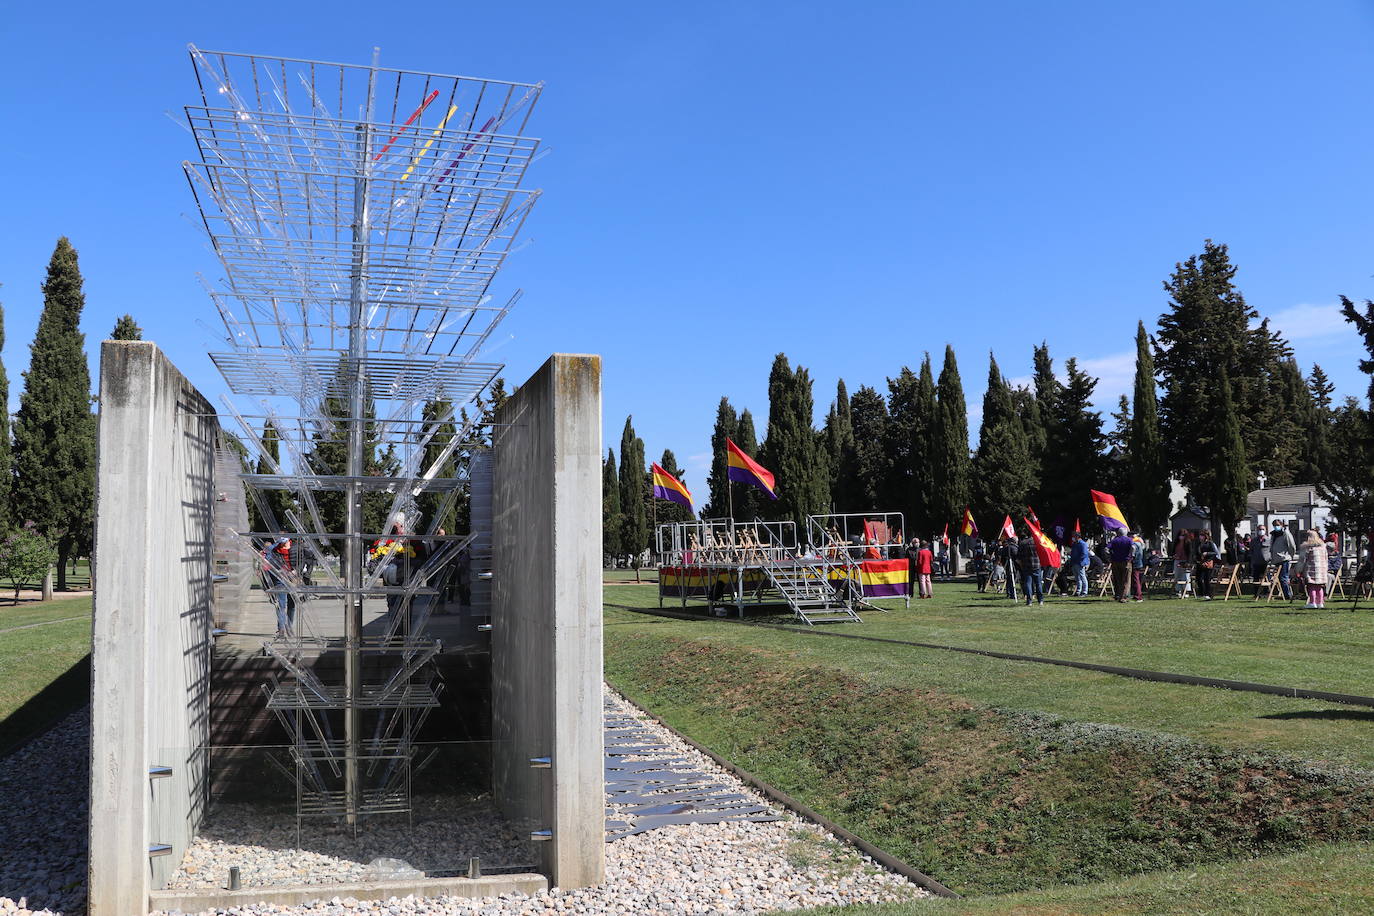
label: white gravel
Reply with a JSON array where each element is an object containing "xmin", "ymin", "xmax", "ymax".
[{"xmin": 1, "ymin": 691, "xmax": 931, "ymax": 916}]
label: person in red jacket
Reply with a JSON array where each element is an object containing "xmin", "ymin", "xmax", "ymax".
[{"xmin": 914, "ymin": 539, "xmax": 934, "ymax": 599}]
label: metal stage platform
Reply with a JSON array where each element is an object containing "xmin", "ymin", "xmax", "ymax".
[{"xmin": 654, "ymin": 514, "xmax": 910, "ymax": 625}]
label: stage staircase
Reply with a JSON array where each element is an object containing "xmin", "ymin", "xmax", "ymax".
[{"xmin": 761, "ymin": 556, "xmax": 862, "ymax": 625}]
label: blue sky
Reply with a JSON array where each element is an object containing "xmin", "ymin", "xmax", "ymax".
[{"xmin": 3, "ymin": 1, "xmax": 1372, "ymax": 492}]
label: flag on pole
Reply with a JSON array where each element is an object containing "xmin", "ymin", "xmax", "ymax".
[
  {"xmin": 1024, "ymin": 517, "xmax": 1063, "ymax": 568},
  {"xmin": 1026, "ymin": 505, "xmax": 1041, "ymax": 526},
  {"xmin": 941, "ymin": 523, "xmax": 950, "ymax": 546},
  {"xmin": 1090, "ymin": 489, "xmax": 1129, "ymax": 532},
  {"xmin": 961, "ymin": 507, "xmax": 977, "ymax": 537},
  {"xmin": 725, "ymin": 438, "xmax": 778, "ymax": 500},
  {"xmin": 1001, "ymin": 515, "xmax": 1016, "ymax": 540},
  {"xmin": 650, "ymin": 462, "xmax": 693, "ymax": 511},
  {"xmin": 1074, "ymin": 518, "xmax": 1081, "ymax": 535}
]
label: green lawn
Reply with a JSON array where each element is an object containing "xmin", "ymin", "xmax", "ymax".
[
  {"xmin": 800, "ymin": 841, "xmax": 1374, "ymax": 915},
  {"xmin": 611, "ymin": 586, "xmax": 1374, "ymax": 770},
  {"xmin": 0, "ymin": 596, "xmax": 92, "ymax": 754}
]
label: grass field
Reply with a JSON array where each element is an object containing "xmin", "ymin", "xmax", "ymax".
[
  {"xmin": 606, "ymin": 578, "xmax": 1374, "ymax": 900},
  {"xmin": 0, "ymin": 596, "xmax": 93, "ymax": 754},
  {"xmin": 613, "ymin": 585, "xmax": 1374, "ymax": 770}
]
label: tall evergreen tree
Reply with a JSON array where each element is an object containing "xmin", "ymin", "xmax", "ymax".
[
  {"xmin": 13, "ymin": 238, "xmax": 96, "ymax": 588},
  {"xmin": 618, "ymin": 417, "xmax": 648, "ymax": 558},
  {"xmin": 1213, "ymin": 370, "xmax": 1250, "ymax": 540},
  {"xmin": 733, "ymin": 410, "xmax": 761, "ymax": 522},
  {"xmin": 416, "ymin": 398, "xmax": 458, "ymax": 535},
  {"xmin": 302, "ymin": 369, "xmax": 392, "ymax": 540},
  {"xmin": 249, "ymin": 422, "xmax": 296, "ymax": 533},
  {"xmin": 0, "ymin": 304, "xmax": 11, "ymax": 534},
  {"xmin": 759, "ymin": 354, "xmax": 828, "ymax": 528},
  {"xmin": 1339, "ymin": 296, "xmax": 1374, "ymax": 403},
  {"xmin": 1028, "ymin": 343, "xmax": 1060, "ymax": 502},
  {"xmin": 110, "ymin": 314, "xmax": 142, "ymax": 340},
  {"xmin": 603, "ymin": 449, "xmax": 623, "ymax": 560},
  {"xmin": 970, "ymin": 353, "xmax": 1033, "ymax": 530},
  {"xmin": 1054, "ymin": 357, "xmax": 1105, "ymax": 526},
  {"xmin": 932, "ymin": 346, "xmax": 970, "ymax": 536},
  {"xmin": 1100, "ymin": 396, "xmax": 1134, "ymax": 524},
  {"xmin": 883, "ymin": 362, "xmax": 935, "ymax": 532},
  {"xmin": 1156, "ymin": 241, "xmax": 1295, "ymax": 514},
  {"xmin": 1318, "ymin": 397, "xmax": 1374, "ymax": 537},
  {"xmin": 1303, "ymin": 364, "xmax": 1335, "ymax": 484},
  {"xmin": 704, "ymin": 397, "xmax": 738, "ymax": 518},
  {"xmin": 849, "ymin": 385, "xmax": 890, "ymax": 511},
  {"xmin": 1129, "ymin": 321, "xmax": 1170, "ymax": 540},
  {"xmin": 823, "ymin": 379, "xmax": 857, "ymax": 513}
]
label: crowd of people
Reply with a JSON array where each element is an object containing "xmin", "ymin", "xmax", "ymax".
[{"xmin": 918, "ymin": 520, "xmax": 1362, "ymax": 608}]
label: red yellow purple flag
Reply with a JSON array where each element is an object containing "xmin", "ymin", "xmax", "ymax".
[
  {"xmin": 1090, "ymin": 489, "xmax": 1129, "ymax": 532},
  {"xmin": 725, "ymin": 438, "xmax": 778, "ymax": 500},
  {"xmin": 961, "ymin": 508, "xmax": 977, "ymax": 537},
  {"xmin": 651, "ymin": 462, "xmax": 693, "ymax": 511}
]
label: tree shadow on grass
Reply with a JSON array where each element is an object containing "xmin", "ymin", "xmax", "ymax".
[{"xmin": 1258, "ymin": 708, "xmax": 1374, "ymax": 723}]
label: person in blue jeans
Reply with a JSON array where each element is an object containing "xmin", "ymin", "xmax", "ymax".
[
  {"xmin": 1068, "ymin": 531, "xmax": 1090, "ymax": 596},
  {"xmin": 1016, "ymin": 531, "xmax": 1043, "ymax": 606},
  {"xmin": 1270, "ymin": 520, "xmax": 1297, "ymax": 600}
]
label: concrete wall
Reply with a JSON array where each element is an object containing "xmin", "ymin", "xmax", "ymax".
[
  {"xmin": 491, "ymin": 354, "xmax": 604, "ymax": 888},
  {"xmin": 89, "ymin": 341, "xmax": 218, "ymax": 916}
]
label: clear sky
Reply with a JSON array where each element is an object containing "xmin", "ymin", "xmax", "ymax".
[{"xmin": 3, "ymin": 1, "xmax": 1372, "ymax": 493}]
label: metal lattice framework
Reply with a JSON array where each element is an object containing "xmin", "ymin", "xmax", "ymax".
[{"xmin": 185, "ymin": 45, "xmax": 542, "ymax": 828}]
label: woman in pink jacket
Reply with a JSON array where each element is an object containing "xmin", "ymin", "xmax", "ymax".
[{"xmin": 1297, "ymin": 529, "xmax": 1329, "ymax": 609}]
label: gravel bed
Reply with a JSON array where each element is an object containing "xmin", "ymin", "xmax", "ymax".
[
  {"xmin": 1, "ymin": 692, "xmax": 931, "ymax": 916},
  {"xmin": 0, "ymin": 708, "xmax": 90, "ymax": 916},
  {"xmin": 166, "ymin": 797, "xmax": 533, "ymax": 889}
]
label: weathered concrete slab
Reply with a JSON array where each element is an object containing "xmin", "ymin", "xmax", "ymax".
[
  {"xmin": 89, "ymin": 341, "xmax": 218, "ymax": 916},
  {"xmin": 491, "ymin": 354, "xmax": 604, "ymax": 888},
  {"xmin": 148, "ymin": 873, "xmax": 548, "ymax": 911}
]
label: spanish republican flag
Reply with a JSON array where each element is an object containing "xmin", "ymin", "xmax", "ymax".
[
  {"xmin": 1090, "ymin": 489, "xmax": 1129, "ymax": 532},
  {"xmin": 960, "ymin": 508, "xmax": 977, "ymax": 537},
  {"xmin": 1001, "ymin": 515, "xmax": 1016, "ymax": 540},
  {"xmin": 650, "ymin": 462, "xmax": 693, "ymax": 511},
  {"xmin": 1024, "ymin": 517, "xmax": 1063, "ymax": 568},
  {"xmin": 725, "ymin": 438, "xmax": 778, "ymax": 500}
]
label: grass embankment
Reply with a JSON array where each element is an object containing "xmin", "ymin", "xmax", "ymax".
[
  {"xmin": 613, "ymin": 586, "xmax": 1374, "ymax": 770},
  {"xmin": 801, "ymin": 841, "xmax": 1374, "ymax": 915},
  {"xmin": 0, "ymin": 596, "xmax": 93, "ymax": 754},
  {"xmin": 605, "ymin": 592, "xmax": 1374, "ymax": 895}
]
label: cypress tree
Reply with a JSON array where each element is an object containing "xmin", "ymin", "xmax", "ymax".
[
  {"xmin": 1339, "ymin": 296, "xmax": 1374, "ymax": 403},
  {"xmin": 733, "ymin": 410, "xmax": 761, "ymax": 522},
  {"xmin": 250, "ymin": 422, "xmax": 297, "ymax": 532},
  {"xmin": 759, "ymin": 354, "xmax": 827, "ymax": 528},
  {"xmin": 933, "ymin": 345, "xmax": 970, "ymax": 562},
  {"xmin": 705, "ymin": 397, "xmax": 738, "ymax": 518},
  {"xmin": 1214, "ymin": 369, "xmax": 1250, "ymax": 541},
  {"xmin": 14, "ymin": 238, "xmax": 96, "ymax": 588},
  {"xmin": 302, "ymin": 368, "xmax": 392, "ymax": 540},
  {"xmin": 884, "ymin": 360, "xmax": 935, "ymax": 533},
  {"xmin": 1055, "ymin": 358, "xmax": 1105, "ymax": 526},
  {"xmin": 602, "ymin": 449, "xmax": 622, "ymax": 560},
  {"xmin": 1129, "ymin": 321, "xmax": 1170, "ymax": 540},
  {"xmin": 970, "ymin": 353, "xmax": 1033, "ymax": 529},
  {"xmin": 823, "ymin": 380, "xmax": 856, "ymax": 513},
  {"xmin": 1028, "ymin": 343, "xmax": 1060, "ymax": 503},
  {"xmin": 0, "ymin": 304, "xmax": 10, "ymax": 534},
  {"xmin": 416, "ymin": 398, "xmax": 458, "ymax": 535},
  {"xmin": 849, "ymin": 385, "xmax": 890, "ymax": 511},
  {"xmin": 618, "ymin": 417, "xmax": 647, "ymax": 559},
  {"xmin": 110, "ymin": 314, "xmax": 142, "ymax": 340}
]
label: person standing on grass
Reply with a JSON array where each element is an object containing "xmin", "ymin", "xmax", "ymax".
[
  {"xmin": 1270, "ymin": 520, "xmax": 1297, "ymax": 600},
  {"xmin": 1016, "ymin": 528, "xmax": 1043, "ymax": 607},
  {"xmin": 914, "ymin": 539, "xmax": 934, "ymax": 599},
  {"xmin": 1108, "ymin": 529, "xmax": 1134, "ymax": 602},
  {"xmin": 1173, "ymin": 529, "xmax": 1195, "ymax": 597},
  {"xmin": 1130, "ymin": 532, "xmax": 1147, "ymax": 602},
  {"xmin": 1068, "ymin": 531, "xmax": 1090, "ymax": 596},
  {"xmin": 1250, "ymin": 528, "xmax": 1268, "ymax": 582},
  {"xmin": 997, "ymin": 535, "xmax": 1018, "ymax": 600},
  {"xmin": 1297, "ymin": 530, "xmax": 1329, "ymax": 609},
  {"xmin": 1195, "ymin": 530, "xmax": 1220, "ymax": 600}
]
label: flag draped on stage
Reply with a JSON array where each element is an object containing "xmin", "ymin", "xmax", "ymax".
[
  {"xmin": 725, "ymin": 438, "xmax": 778, "ymax": 500},
  {"xmin": 651, "ymin": 462, "xmax": 693, "ymax": 511},
  {"xmin": 1090, "ymin": 489, "xmax": 1129, "ymax": 532},
  {"xmin": 961, "ymin": 508, "xmax": 977, "ymax": 537}
]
